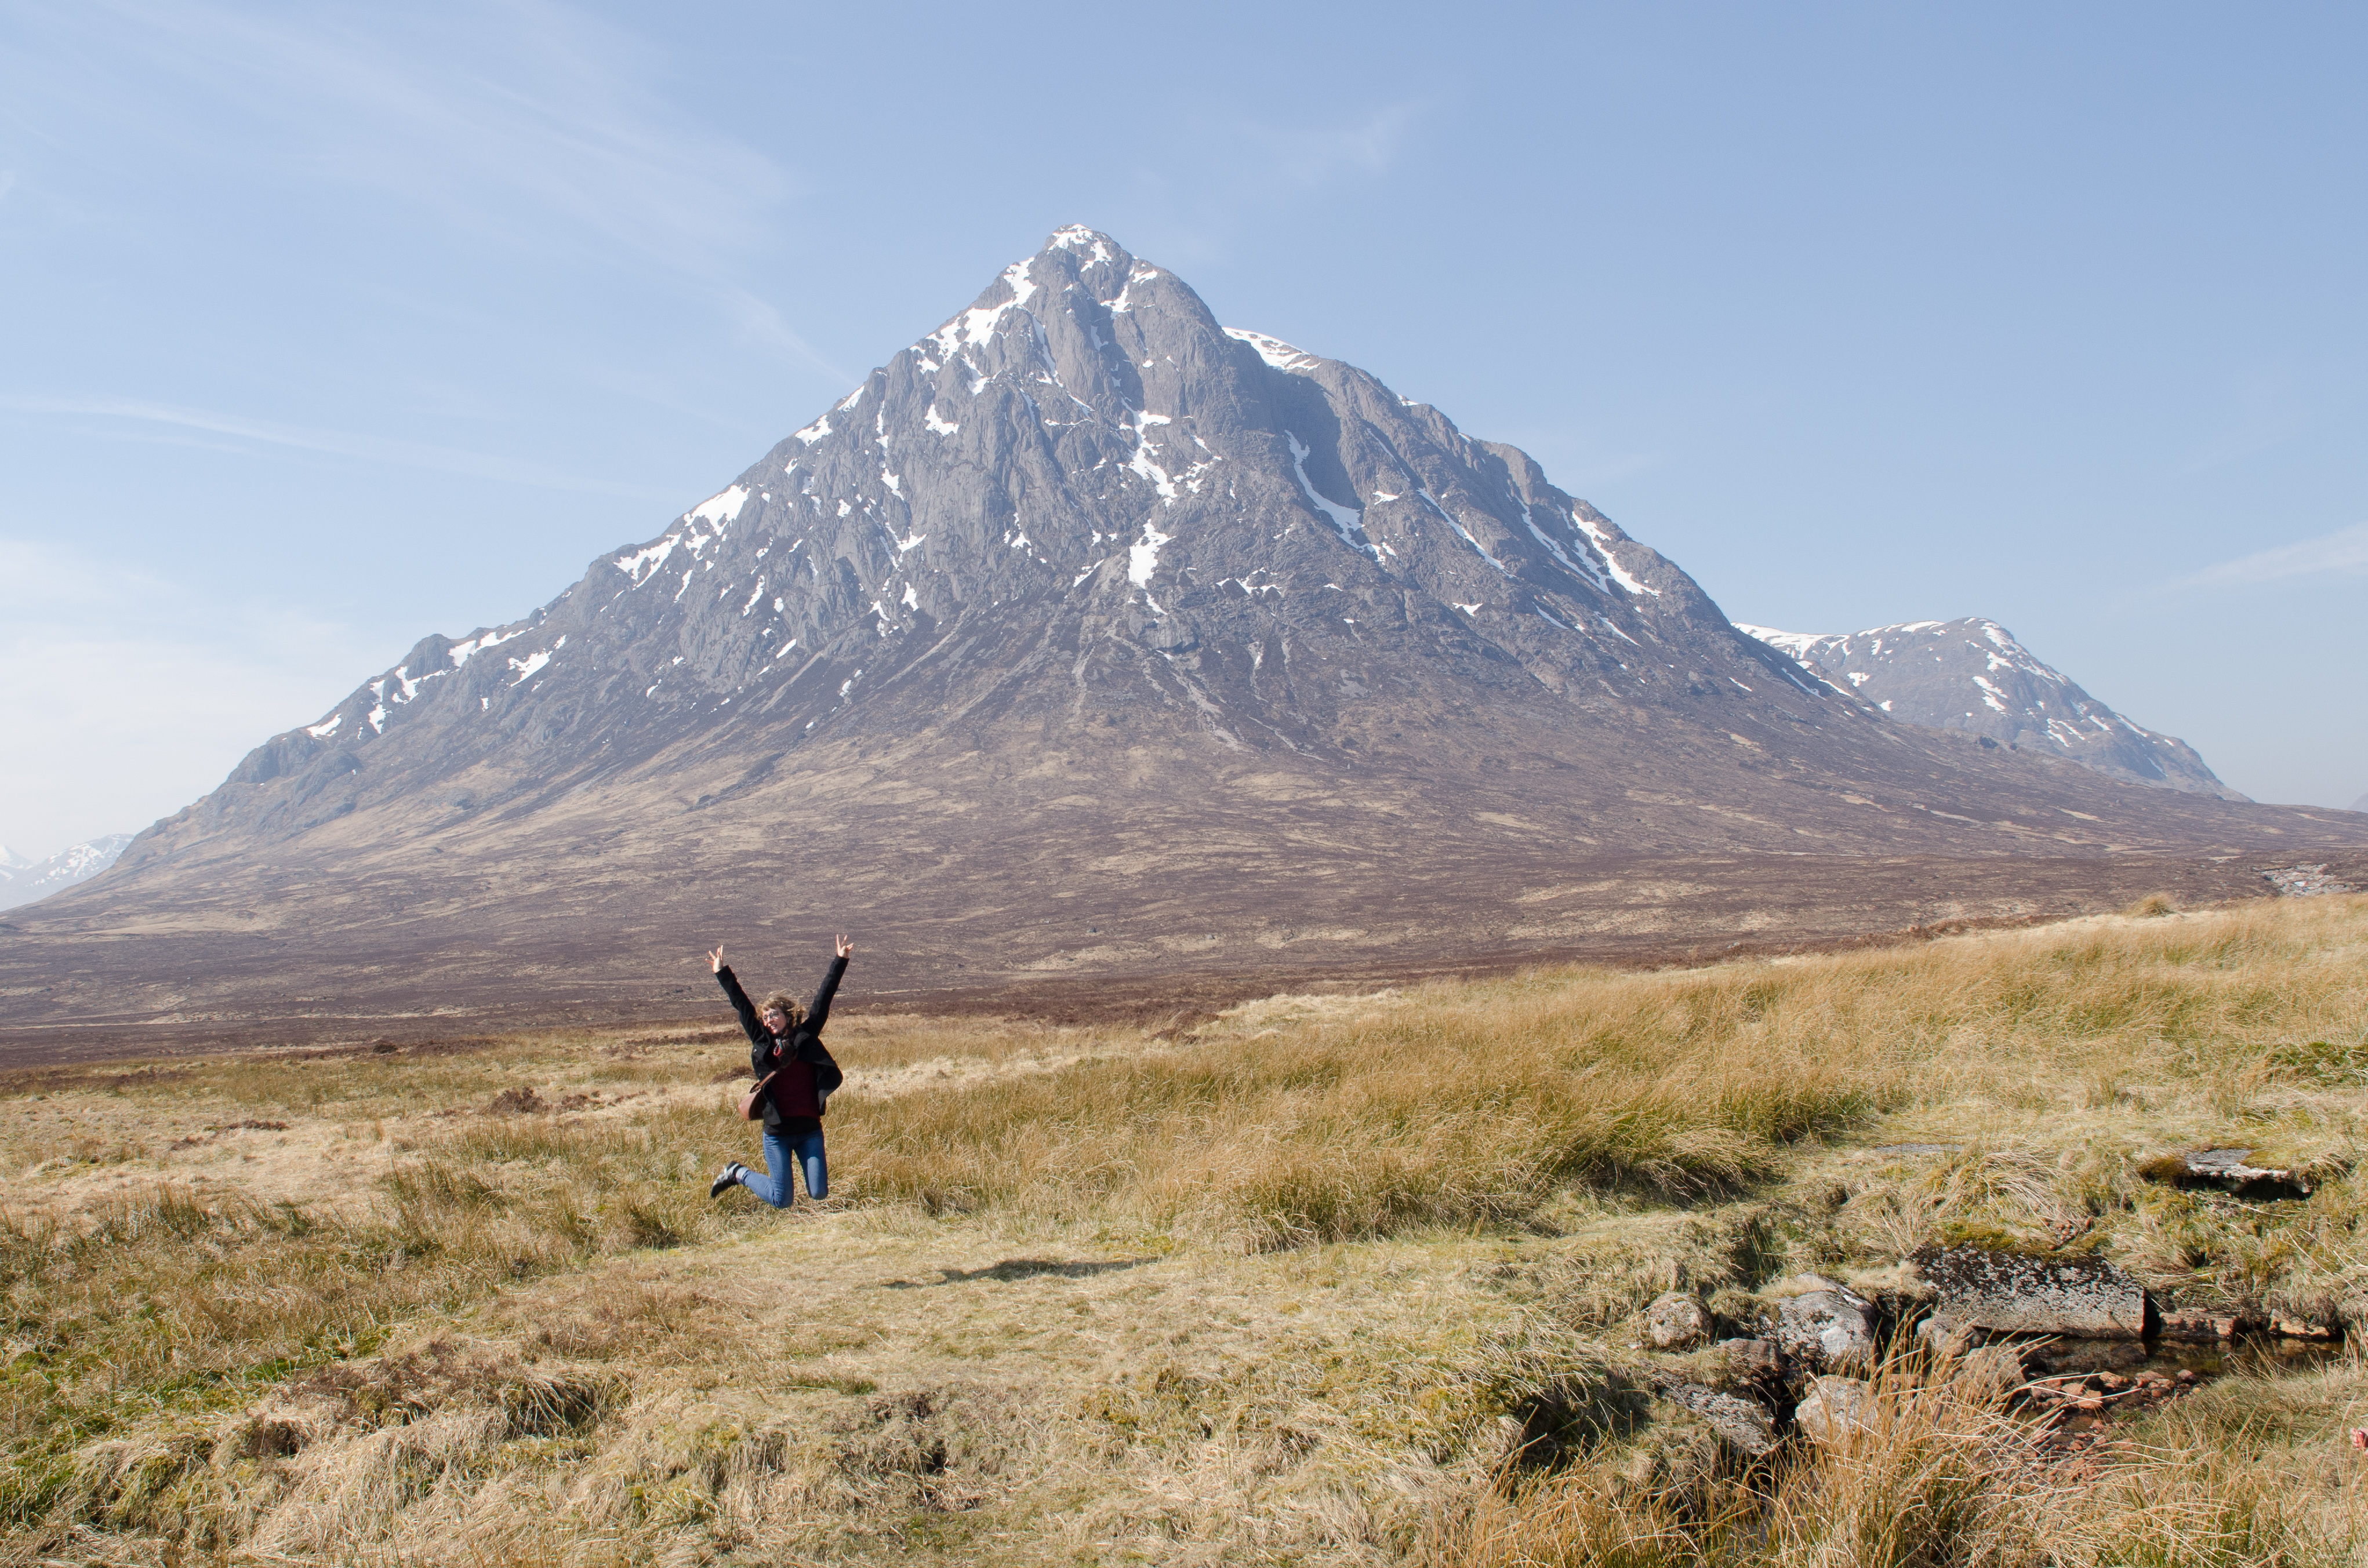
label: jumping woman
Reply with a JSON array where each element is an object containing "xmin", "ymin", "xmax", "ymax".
[{"xmin": 706, "ymin": 935, "xmax": 851, "ymax": 1206}]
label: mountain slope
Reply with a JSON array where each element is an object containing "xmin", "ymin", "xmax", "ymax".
[
  {"xmin": 1738, "ymin": 619, "xmax": 2239, "ymax": 799},
  {"xmin": 7, "ymin": 229, "xmax": 2364, "ymax": 1048}
]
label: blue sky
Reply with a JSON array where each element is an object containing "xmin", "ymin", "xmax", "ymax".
[{"xmin": 3, "ymin": 1, "xmax": 2365, "ymax": 857}]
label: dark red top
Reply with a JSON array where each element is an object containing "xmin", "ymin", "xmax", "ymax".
[{"xmin": 770, "ymin": 1057, "xmax": 822, "ymax": 1120}]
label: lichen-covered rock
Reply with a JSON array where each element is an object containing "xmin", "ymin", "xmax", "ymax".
[
  {"xmin": 1795, "ymin": 1376, "xmax": 1876, "ymax": 1445},
  {"xmin": 1773, "ymin": 1283, "xmax": 1876, "ymax": 1372},
  {"xmin": 1644, "ymin": 1293, "xmax": 1713, "ymax": 1351},
  {"xmin": 2139, "ymin": 1148, "xmax": 2313, "ymax": 1199},
  {"xmin": 1660, "ymin": 1382, "xmax": 1775, "ymax": 1457},
  {"xmin": 1918, "ymin": 1247, "xmax": 2144, "ymax": 1338}
]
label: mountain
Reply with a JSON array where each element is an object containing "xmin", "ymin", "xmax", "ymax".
[
  {"xmin": 0, "ymin": 835, "xmax": 136, "ymax": 911},
  {"xmin": 7, "ymin": 228, "xmax": 2366, "ymax": 1053},
  {"xmin": 1737, "ymin": 620, "xmax": 2240, "ymax": 799},
  {"xmin": 2352, "ymin": 794, "xmax": 2368, "ymax": 813}
]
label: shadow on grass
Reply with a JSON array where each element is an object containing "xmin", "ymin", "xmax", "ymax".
[{"xmin": 880, "ymin": 1256, "xmax": 1161, "ymax": 1289}]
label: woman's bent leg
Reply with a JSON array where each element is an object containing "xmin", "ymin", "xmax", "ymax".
[
  {"xmin": 790, "ymin": 1128, "xmax": 827, "ymax": 1199},
  {"xmin": 739, "ymin": 1130, "xmax": 796, "ymax": 1207}
]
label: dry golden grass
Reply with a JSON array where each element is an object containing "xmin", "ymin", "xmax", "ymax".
[{"xmin": 0, "ymin": 894, "xmax": 2362, "ymax": 1563}]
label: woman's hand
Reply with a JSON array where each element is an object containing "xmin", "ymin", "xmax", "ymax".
[
  {"xmin": 707, "ymin": 945, "xmax": 725, "ymax": 974},
  {"xmin": 834, "ymin": 933, "xmax": 854, "ymax": 959}
]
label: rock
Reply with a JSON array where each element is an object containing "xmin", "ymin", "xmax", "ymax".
[
  {"xmin": 1916, "ymin": 1314, "xmax": 1975, "ymax": 1360},
  {"xmin": 2262, "ymin": 864, "xmax": 2358, "ymax": 898},
  {"xmin": 1645, "ymin": 1293, "xmax": 1713, "ymax": 1351},
  {"xmin": 1773, "ymin": 1285, "xmax": 1876, "ymax": 1372},
  {"xmin": 1661, "ymin": 1383, "xmax": 1777, "ymax": 1458},
  {"xmin": 1918, "ymin": 1247, "xmax": 2145, "ymax": 1338},
  {"xmin": 1951, "ymin": 1346, "xmax": 2026, "ymax": 1406},
  {"xmin": 2270, "ymin": 1312, "xmax": 2337, "ymax": 1341},
  {"xmin": 1714, "ymin": 1337, "xmax": 1782, "ymax": 1382},
  {"xmin": 2156, "ymin": 1307, "xmax": 2244, "ymax": 1342},
  {"xmin": 2139, "ymin": 1148, "xmax": 2313, "ymax": 1199},
  {"xmin": 1795, "ymin": 1376, "xmax": 1876, "ymax": 1445}
]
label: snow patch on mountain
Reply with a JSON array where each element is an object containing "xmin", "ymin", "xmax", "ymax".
[{"xmin": 1226, "ymin": 328, "xmax": 1322, "ymax": 373}]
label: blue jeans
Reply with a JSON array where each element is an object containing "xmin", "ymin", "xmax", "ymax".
[{"xmin": 739, "ymin": 1126, "xmax": 826, "ymax": 1207}]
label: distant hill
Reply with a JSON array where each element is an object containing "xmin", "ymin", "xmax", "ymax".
[
  {"xmin": 0, "ymin": 835, "xmax": 135, "ymax": 911},
  {"xmin": 1738, "ymin": 619, "xmax": 2240, "ymax": 799}
]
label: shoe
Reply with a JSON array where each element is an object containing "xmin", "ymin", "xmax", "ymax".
[{"xmin": 709, "ymin": 1163, "xmax": 742, "ymax": 1198}]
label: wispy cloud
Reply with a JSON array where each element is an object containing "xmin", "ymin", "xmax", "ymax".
[
  {"xmin": 1244, "ymin": 103, "xmax": 1422, "ymax": 188},
  {"xmin": 0, "ymin": 538, "xmax": 386, "ymax": 859},
  {"xmin": 1112, "ymin": 99, "xmax": 1431, "ymax": 272},
  {"xmin": 27, "ymin": 0, "xmax": 847, "ymax": 380},
  {"xmin": 2170, "ymin": 362, "xmax": 2311, "ymax": 478},
  {"xmin": 2163, "ymin": 520, "xmax": 2368, "ymax": 590},
  {"xmin": 0, "ymin": 394, "xmax": 674, "ymax": 499}
]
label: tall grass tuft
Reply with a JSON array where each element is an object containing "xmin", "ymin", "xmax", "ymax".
[{"xmin": 839, "ymin": 988, "xmax": 1889, "ymax": 1247}]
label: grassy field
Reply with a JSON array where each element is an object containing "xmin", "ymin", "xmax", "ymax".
[{"xmin": 1, "ymin": 895, "xmax": 2363, "ymax": 1565}]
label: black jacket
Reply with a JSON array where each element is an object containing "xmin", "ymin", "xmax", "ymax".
[{"xmin": 717, "ymin": 957, "xmax": 847, "ymax": 1132}]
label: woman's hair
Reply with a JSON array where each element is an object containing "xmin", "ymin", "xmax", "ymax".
[{"xmin": 757, "ymin": 992, "xmax": 804, "ymax": 1028}]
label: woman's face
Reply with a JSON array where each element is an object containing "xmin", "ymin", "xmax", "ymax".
[{"xmin": 760, "ymin": 1007, "xmax": 789, "ymax": 1034}]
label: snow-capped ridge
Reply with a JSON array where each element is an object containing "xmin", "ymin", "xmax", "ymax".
[
  {"xmin": 0, "ymin": 833, "xmax": 135, "ymax": 911},
  {"xmin": 1226, "ymin": 328, "xmax": 1323, "ymax": 373},
  {"xmin": 1739, "ymin": 617, "xmax": 2239, "ymax": 798}
]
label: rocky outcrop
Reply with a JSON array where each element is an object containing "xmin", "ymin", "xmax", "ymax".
[
  {"xmin": 1917, "ymin": 1247, "xmax": 2145, "ymax": 1339},
  {"xmin": 1607, "ymin": 1244, "xmax": 2346, "ymax": 1475}
]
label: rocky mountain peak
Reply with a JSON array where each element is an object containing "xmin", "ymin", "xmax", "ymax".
[{"xmin": 170, "ymin": 225, "xmax": 1833, "ymax": 852}]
